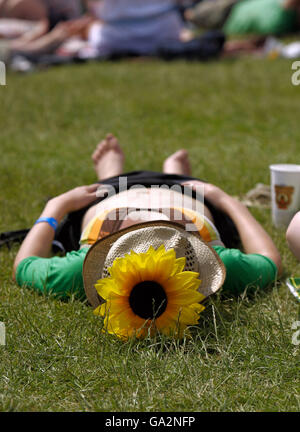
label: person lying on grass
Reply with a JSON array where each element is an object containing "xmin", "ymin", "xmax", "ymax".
[{"xmin": 13, "ymin": 134, "xmax": 282, "ymax": 339}]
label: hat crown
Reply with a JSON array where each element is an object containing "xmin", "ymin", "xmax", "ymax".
[{"xmin": 103, "ymin": 226, "xmax": 196, "ymax": 277}]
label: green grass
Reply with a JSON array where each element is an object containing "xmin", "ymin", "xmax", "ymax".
[{"xmin": 1, "ymin": 58, "xmax": 300, "ymax": 412}]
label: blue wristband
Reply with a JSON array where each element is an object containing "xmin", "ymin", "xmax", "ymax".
[{"xmin": 35, "ymin": 217, "xmax": 58, "ymax": 231}]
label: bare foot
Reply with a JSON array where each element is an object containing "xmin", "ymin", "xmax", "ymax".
[
  {"xmin": 92, "ymin": 133, "xmax": 125, "ymax": 180},
  {"xmin": 163, "ymin": 149, "xmax": 191, "ymax": 176}
]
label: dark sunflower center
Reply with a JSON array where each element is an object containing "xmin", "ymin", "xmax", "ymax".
[{"xmin": 129, "ymin": 281, "xmax": 168, "ymax": 319}]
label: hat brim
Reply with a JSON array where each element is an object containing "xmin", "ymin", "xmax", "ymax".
[{"xmin": 83, "ymin": 220, "xmax": 226, "ymax": 309}]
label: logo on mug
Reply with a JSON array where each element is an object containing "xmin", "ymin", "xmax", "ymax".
[{"xmin": 275, "ymin": 185, "xmax": 294, "ymax": 209}]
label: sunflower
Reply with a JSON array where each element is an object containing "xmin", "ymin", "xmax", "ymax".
[{"xmin": 93, "ymin": 245, "xmax": 205, "ymax": 340}]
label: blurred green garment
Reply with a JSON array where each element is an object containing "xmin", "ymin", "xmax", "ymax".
[{"xmin": 224, "ymin": 0, "xmax": 298, "ymax": 36}]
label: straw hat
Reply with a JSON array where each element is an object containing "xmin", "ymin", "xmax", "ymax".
[{"xmin": 83, "ymin": 220, "xmax": 226, "ymax": 309}]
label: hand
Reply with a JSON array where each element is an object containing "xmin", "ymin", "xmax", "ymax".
[
  {"xmin": 56, "ymin": 16, "xmax": 94, "ymax": 38},
  {"xmin": 181, "ymin": 180, "xmax": 230, "ymax": 211},
  {"xmin": 47, "ymin": 184, "xmax": 100, "ymax": 216}
]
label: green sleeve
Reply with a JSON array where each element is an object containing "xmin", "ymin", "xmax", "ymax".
[
  {"xmin": 223, "ymin": 0, "xmax": 297, "ymax": 36},
  {"xmin": 212, "ymin": 245, "xmax": 278, "ymax": 295},
  {"xmin": 15, "ymin": 248, "xmax": 88, "ymax": 300}
]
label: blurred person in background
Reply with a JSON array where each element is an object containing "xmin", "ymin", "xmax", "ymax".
[
  {"xmin": 0, "ymin": 1, "xmax": 225, "ymax": 63},
  {"xmin": 84, "ymin": 0, "xmax": 187, "ymax": 58},
  {"xmin": 184, "ymin": 0, "xmax": 300, "ymax": 58},
  {"xmin": 0, "ymin": 0, "xmax": 85, "ymax": 56},
  {"xmin": 222, "ymin": 0, "xmax": 300, "ymax": 57},
  {"xmin": 184, "ymin": 0, "xmax": 300, "ymax": 36},
  {"xmin": 80, "ymin": 0, "xmax": 225, "ymax": 60},
  {"xmin": 223, "ymin": 0, "xmax": 300, "ymax": 37}
]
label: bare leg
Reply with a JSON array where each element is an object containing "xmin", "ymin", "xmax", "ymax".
[
  {"xmin": 222, "ymin": 38, "xmax": 266, "ymax": 58},
  {"xmin": 163, "ymin": 149, "xmax": 191, "ymax": 176},
  {"xmin": 92, "ymin": 133, "xmax": 125, "ymax": 181}
]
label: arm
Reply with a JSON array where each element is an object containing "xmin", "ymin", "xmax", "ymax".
[
  {"xmin": 10, "ymin": 17, "xmax": 95, "ymax": 55},
  {"xmin": 182, "ymin": 181, "xmax": 282, "ymax": 275},
  {"xmin": 9, "ymin": 21, "xmax": 71, "ymax": 55},
  {"xmin": 13, "ymin": 184, "xmax": 99, "ymax": 279},
  {"xmin": 9, "ymin": 19, "xmax": 49, "ymax": 50},
  {"xmin": 286, "ymin": 211, "xmax": 300, "ymax": 261}
]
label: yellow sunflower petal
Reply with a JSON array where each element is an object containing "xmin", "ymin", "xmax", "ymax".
[
  {"xmin": 171, "ymin": 257, "xmax": 186, "ymax": 276},
  {"xmin": 155, "ymin": 311, "xmax": 184, "ymax": 338},
  {"xmin": 105, "ymin": 307, "xmax": 151, "ymax": 339},
  {"xmin": 167, "ymin": 289, "xmax": 204, "ymax": 305},
  {"xmin": 95, "ymin": 280, "xmax": 122, "ymax": 299},
  {"xmin": 154, "ymin": 255, "xmax": 176, "ymax": 281},
  {"xmin": 165, "ymin": 273, "xmax": 201, "ymax": 293},
  {"xmin": 177, "ymin": 305, "xmax": 204, "ymax": 325}
]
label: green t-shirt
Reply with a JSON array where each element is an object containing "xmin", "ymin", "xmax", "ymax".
[
  {"xmin": 223, "ymin": 0, "xmax": 298, "ymax": 36},
  {"xmin": 15, "ymin": 246, "xmax": 277, "ymax": 300}
]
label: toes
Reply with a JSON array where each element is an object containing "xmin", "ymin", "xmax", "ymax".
[
  {"xmin": 166, "ymin": 149, "xmax": 189, "ymax": 163},
  {"xmin": 99, "ymin": 138, "xmax": 110, "ymax": 151},
  {"xmin": 109, "ymin": 136, "xmax": 119, "ymax": 148},
  {"xmin": 106, "ymin": 133, "xmax": 118, "ymax": 146},
  {"xmin": 92, "ymin": 139, "xmax": 109, "ymax": 162},
  {"xmin": 92, "ymin": 148, "xmax": 99, "ymax": 162},
  {"xmin": 174, "ymin": 150, "xmax": 190, "ymax": 170},
  {"xmin": 107, "ymin": 135, "xmax": 123, "ymax": 155},
  {"xmin": 92, "ymin": 134, "xmax": 123, "ymax": 163},
  {"xmin": 175, "ymin": 149, "xmax": 189, "ymax": 160},
  {"xmin": 163, "ymin": 148, "xmax": 191, "ymax": 176}
]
